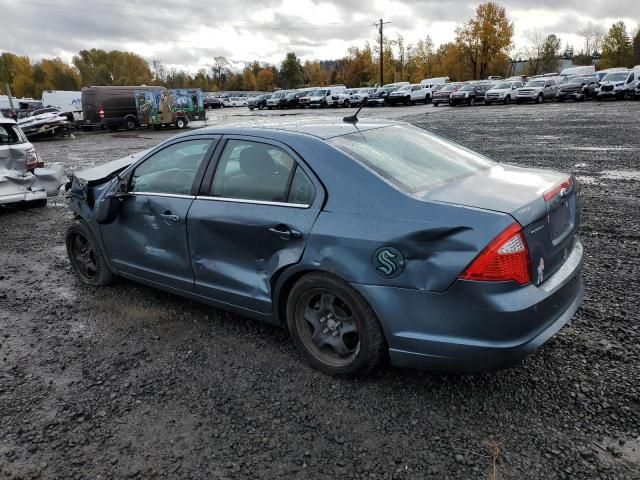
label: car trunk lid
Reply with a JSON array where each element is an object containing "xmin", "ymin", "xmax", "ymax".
[{"xmin": 420, "ymin": 164, "xmax": 579, "ymax": 285}]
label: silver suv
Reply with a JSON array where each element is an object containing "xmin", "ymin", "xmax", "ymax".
[
  {"xmin": 485, "ymin": 80, "xmax": 523, "ymax": 105},
  {"xmin": 515, "ymin": 78, "xmax": 558, "ymax": 104}
]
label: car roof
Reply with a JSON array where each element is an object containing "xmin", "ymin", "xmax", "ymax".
[{"xmin": 183, "ymin": 118, "xmax": 399, "ymax": 140}]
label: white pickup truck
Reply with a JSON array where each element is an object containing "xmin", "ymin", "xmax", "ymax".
[{"xmin": 388, "ymin": 84, "xmax": 429, "ymax": 106}]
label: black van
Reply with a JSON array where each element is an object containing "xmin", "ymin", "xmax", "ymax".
[{"xmin": 81, "ymin": 86, "xmax": 165, "ymax": 131}]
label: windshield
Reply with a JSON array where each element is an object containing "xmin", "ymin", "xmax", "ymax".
[
  {"xmin": 272, "ymin": 93, "xmax": 284, "ymax": 99},
  {"xmin": 602, "ymin": 72, "xmax": 629, "ymax": 82},
  {"xmin": 396, "ymin": 85, "xmax": 411, "ymax": 92},
  {"xmin": 329, "ymin": 125, "xmax": 493, "ymax": 193},
  {"xmin": 311, "ymin": 89, "xmax": 327, "ymax": 96},
  {"xmin": 525, "ymin": 80, "xmax": 545, "ymax": 87},
  {"xmin": 359, "ymin": 88, "xmax": 371, "ymax": 93},
  {"xmin": 460, "ymin": 85, "xmax": 475, "ymax": 91},
  {"xmin": 493, "ymin": 82, "xmax": 511, "ymax": 89}
]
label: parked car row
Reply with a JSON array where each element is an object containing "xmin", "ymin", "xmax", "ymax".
[{"xmin": 210, "ymin": 67, "xmax": 640, "ymax": 114}]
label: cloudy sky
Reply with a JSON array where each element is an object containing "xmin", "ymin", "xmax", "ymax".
[{"xmin": 1, "ymin": 0, "xmax": 638, "ymax": 72}]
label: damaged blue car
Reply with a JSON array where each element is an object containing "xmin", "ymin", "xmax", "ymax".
[{"xmin": 66, "ymin": 120, "xmax": 583, "ymax": 376}]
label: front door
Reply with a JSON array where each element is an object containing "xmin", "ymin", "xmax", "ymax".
[
  {"xmin": 100, "ymin": 137, "xmax": 218, "ymax": 291},
  {"xmin": 187, "ymin": 137, "xmax": 322, "ymax": 313}
]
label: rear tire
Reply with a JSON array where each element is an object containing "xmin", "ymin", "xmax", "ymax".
[
  {"xmin": 287, "ymin": 272, "xmax": 386, "ymax": 377},
  {"xmin": 66, "ymin": 220, "xmax": 112, "ymax": 287},
  {"xmin": 175, "ymin": 117, "xmax": 186, "ymax": 129},
  {"xmin": 124, "ymin": 117, "xmax": 136, "ymax": 131}
]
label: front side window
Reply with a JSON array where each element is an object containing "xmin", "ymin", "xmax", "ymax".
[
  {"xmin": 130, "ymin": 139, "xmax": 213, "ymax": 195},
  {"xmin": 211, "ymin": 140, "xmax": 313, "ymax": 204}
]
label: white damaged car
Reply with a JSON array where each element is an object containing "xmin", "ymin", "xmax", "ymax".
[{"xmin": 0, "ymin": 113, "xmax": 66, "ymax": 207}]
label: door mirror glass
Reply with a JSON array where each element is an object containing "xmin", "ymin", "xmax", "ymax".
[
  {"xmin": 130, "ymin": 139, "xmax": 212, "ymax": 195},
  {"xmin": 96, "ymin": 192, "xmax": 121, "ymax": 224}
]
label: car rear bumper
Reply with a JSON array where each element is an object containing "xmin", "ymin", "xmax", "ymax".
[{"xmin": 353, "ymin": 238, "xmax": 584, "ymax": 371}]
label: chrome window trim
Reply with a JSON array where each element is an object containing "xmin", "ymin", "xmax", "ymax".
[
  {"xmin": 196, "ymin": 195, "xmax": 310, "ymax": 209},
  {"xmin": 129, "ymin": 192, "xmax": 195, "ymax": 199}
]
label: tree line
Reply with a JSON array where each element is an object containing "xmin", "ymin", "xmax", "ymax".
[{"xmin": 1, "ymin": 2, "xmax": 639, "ymax": 99}]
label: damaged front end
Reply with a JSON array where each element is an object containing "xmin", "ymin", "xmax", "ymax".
[{"xmin": 66, "ymin": 149, "xmax": 150, "ymax": 219}]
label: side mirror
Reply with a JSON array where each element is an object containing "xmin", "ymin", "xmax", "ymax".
[
  {"xmin": 96, "ymin": 192, "xmax": 121, "ymax": 224},
  {"xmin": 96, "ymin": 177, "xmax": 129, "ymax": 224}
]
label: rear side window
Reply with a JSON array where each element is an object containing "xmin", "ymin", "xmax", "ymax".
[
  {"xmin": 329, "ymin": 125, "xmax": 493, "ymax": 193},
  {"xmin": 211, "ymin": 140, "xmax": 315, "ymax": 204},
  {"xmin": 0, "ymin": 124, "xmax": 25, "ymax": 144}
]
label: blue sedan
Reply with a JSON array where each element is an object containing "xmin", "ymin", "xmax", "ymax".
[{"xmin": 66, "ymin": 119, "xmax": 583, "ymax": 376}]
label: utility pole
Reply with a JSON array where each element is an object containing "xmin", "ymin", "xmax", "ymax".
[{"xmin": 376, "ymin": 18, "xmax": 390, "ymax": 86}]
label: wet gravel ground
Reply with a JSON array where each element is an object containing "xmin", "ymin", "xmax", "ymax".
[{"xmin": 1, "ymin": 101, "xmax": 639, "ymax": 479}]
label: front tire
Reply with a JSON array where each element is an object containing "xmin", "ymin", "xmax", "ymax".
[
  {"xmin": 504, "ymin": 95, "xmax": 511, "ymax": 105},
  {"xmin": 66, "ymin": 220, "xmax": 112, "ymax": 287},
  {"xmin": 287, "ymin": 273, "xmax": 386, "ymax": 377},
  {"xmin": 536, "ymin": 94, "xmax": 543, "ymax": 104}
]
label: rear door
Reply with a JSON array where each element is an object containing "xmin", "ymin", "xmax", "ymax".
[
  {"xmin": 187, "ymin": 136, "xmax": 324, "ymax": 313},
  {"xmin": 100, "ymin": 136, "xmax": 219, "ymax": 291}
]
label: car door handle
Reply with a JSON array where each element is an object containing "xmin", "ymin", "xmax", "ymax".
[
  {"xmin": 268, "ymin": 225, "xmax": 301, "ymax": 240},
  {"xmin": 160, "ymin": 212, "xmax": 180, "ymax": 222}
]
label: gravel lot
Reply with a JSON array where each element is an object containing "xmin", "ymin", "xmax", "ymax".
[{"xmin": 1, "ymin": 101, "xmax": 639, "ymax": 479}]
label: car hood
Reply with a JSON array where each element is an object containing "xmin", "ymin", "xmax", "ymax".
[
  {"xmin": 419, "ymin": 163, "xmax": 567, "ymax": 226},
  {"xmin": 487, "ymin": 88, "xmax": 509, "ymax": 94},
  {"xmin": 73, "ymin": 149, "xmax": 151, "ymax": 183}
]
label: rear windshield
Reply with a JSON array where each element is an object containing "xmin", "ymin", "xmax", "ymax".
[
  {"xmin": 0, "ymin": 123, "xmax": 26, "ymax": 144},
  {"xmin": 329, "ymin": 125, "xmax": 493, "ymax": 193}
]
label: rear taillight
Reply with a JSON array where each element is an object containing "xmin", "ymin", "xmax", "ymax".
[
  {"xmin": 459, "ymin": 223, "xmax": 531, "ymax": 285},
  {"xmin": 25, "ymin": 148, "xmax": 39, "ymax": 170},
  {"xmin": 543, "ymin": 177, "xmax": 573, "ymax": 202},
  {"xmin": 98, "ymin": 104, "xmax": 105, "ymax": 119}
]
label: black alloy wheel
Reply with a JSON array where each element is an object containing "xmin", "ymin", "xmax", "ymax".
[
  {"xmin": 287, "ymin": 273, "xmax": 385, "ymax": 376},
  {"xmin": 66, "ymin": 220, "xmax": 112, "ymax": 286}
]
